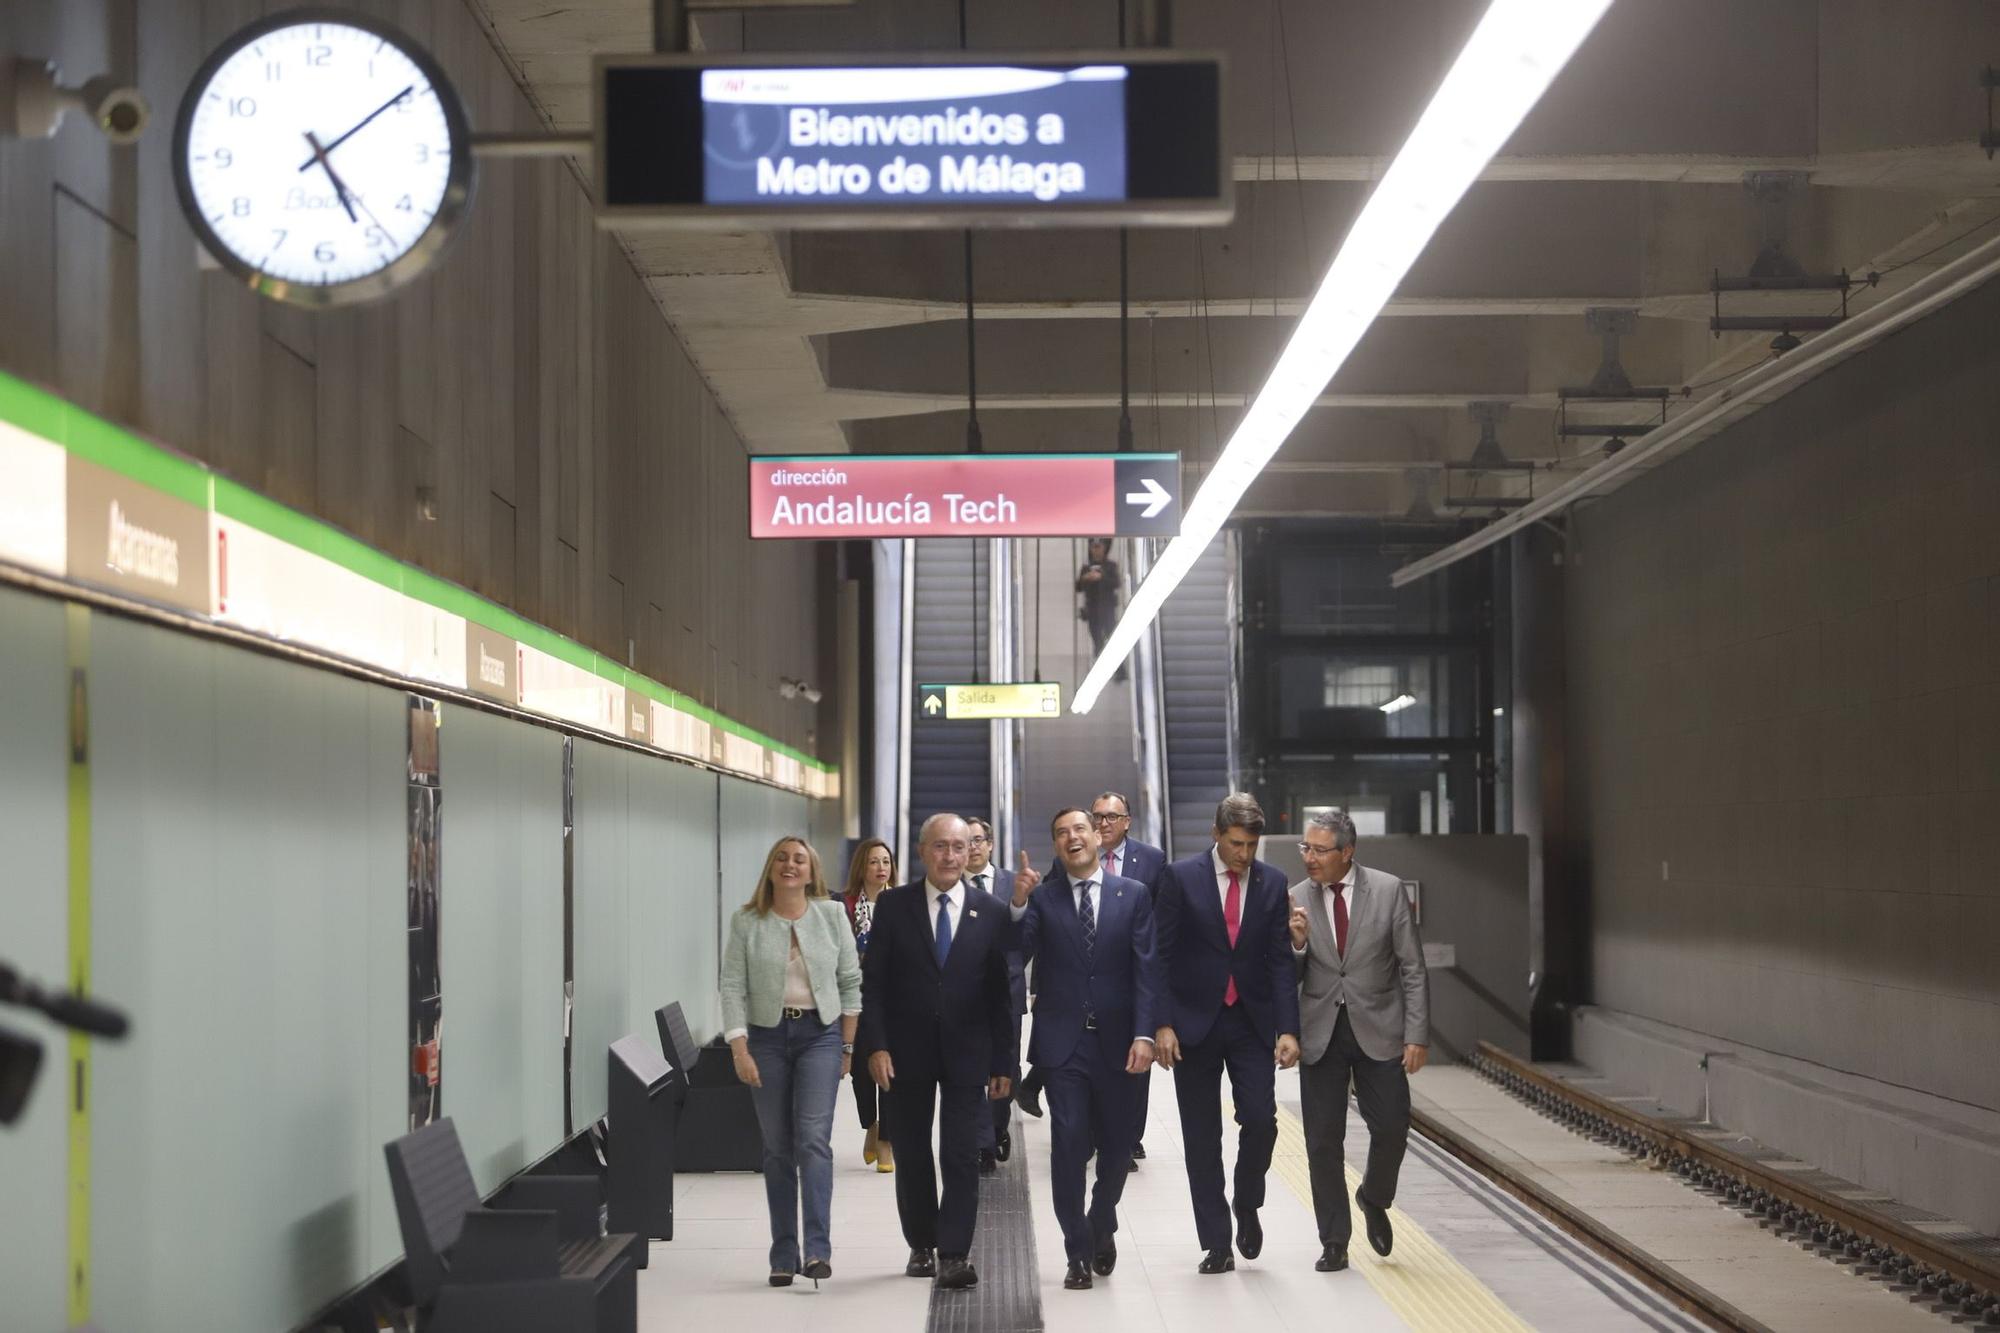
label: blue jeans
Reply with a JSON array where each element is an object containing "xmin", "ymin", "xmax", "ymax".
[{"xmin": 746, "ymin": 1012, "xmax": 843, "ymax": 1271}]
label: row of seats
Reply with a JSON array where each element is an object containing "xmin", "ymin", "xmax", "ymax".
[{"xmin": 373, "ymin": 1001, "xmax": 752, "ymax": 1333}]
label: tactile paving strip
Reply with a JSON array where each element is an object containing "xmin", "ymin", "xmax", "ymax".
[{"xmin": 927, "ymin": 1135, "xmax": 1043, "ymax": 1333}]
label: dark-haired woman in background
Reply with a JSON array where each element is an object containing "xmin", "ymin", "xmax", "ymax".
[
  {"xmin": 721, "ymin": 836, "xmax": 861, "ymax": 1286},
  {"xmin": 842, "ymin": 838, "xmax": 897, "ymax": 1172}
]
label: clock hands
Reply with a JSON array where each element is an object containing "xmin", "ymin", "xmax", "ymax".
[
  {"xmin": 302, "ymin": 131, "xmax": 359, "ymax": 224},
  {"xmin": 296, "ymin": 84, "xmax": 414, "ymax": 172}
]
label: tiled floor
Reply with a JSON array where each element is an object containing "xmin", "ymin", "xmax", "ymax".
[{"xmin": 638, "ymin": 1064, "xmax": 1709, "ymax": 1330}]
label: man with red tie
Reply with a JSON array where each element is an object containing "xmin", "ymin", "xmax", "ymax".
[
  {"xmin": 1152, "ymin": 793, "xmax": 1301, "ymax": 1274},
  {"xmin": 1288, "ymin": 809, "xmax": 1429, "ymax": 1273}
]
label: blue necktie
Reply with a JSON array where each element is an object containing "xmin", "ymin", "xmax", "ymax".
[
  {"xmin": 934, "ymin": 893, "xmax": 953, "ymax": 967},
  {"xmin": 1078, "ymin": 881, "xmax": 1097, "ymax": 960}
]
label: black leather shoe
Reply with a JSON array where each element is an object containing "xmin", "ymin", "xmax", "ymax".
[
  {"xmin": 1128, "ymin": 1152, "xmax": 1141, "ymax": 1172},
  {"xmin": 905, "ymin": 1248, "xmax": 936, "ymax": 1278},
  {"xmin": 1131, "ymin": 1140, "xmax": 1147, "ymax": 1160},
  {"xmin": 996, "ymin": 1130, "xmax": 1012, "ymax": 1162},
  {"xmin": 1197, "ymin": 1248, "xmax": 1235, "ymax": 1275},
  {"xmin": 979, "ymin": 1148, "xmax": 998, "ymax": 1174},
  {"xmin": 1092, "ymin": 1238, "xmax": 1118, "ymax": 1276},
  {"xmin": 1234, "ymin": 1206, "xmax": 1263, "ymax": 1260},
  {"xmin": 801, "ymin": 1258, "xmax": 831, "ymax": 1282},
  {"xmin": 1063, "ymin": 1259, "xmax": 1093, "ymax": 1289},
  {"xmin": 1315, "ymin": 1243, "xmax": 1349, "ymax": 1272},
  {"xmin": 1015, "ymin": 1079, "xmax": 1044, "ymax": 1119},
  {"xmin": 935, "ymin": 1256, "xmax": 979, "ymax": 1289},
  {"xmin": 1358, "ymin": 1190, "xmax": 1394, "ymax": 1256},
  {"xmin": 768, "ymin": 1270, "xmax": 793, "ymax": 1287}
]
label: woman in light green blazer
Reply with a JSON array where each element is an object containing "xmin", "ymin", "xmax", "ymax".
[{"xmin": 720, "ymin": 835, "xmax": 861, "ymax": 1287}]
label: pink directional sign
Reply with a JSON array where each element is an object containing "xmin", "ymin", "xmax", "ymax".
[{"xmin": 749, "ymin": 452, "xmax": 1180, "ymax": 539}]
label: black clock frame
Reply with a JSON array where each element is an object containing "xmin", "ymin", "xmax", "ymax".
[{"xmin": 171, "ymin": 7, "xmax": 476, "ymax": 308}]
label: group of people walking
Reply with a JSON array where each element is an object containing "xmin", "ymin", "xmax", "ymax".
[{"xmin": 718, "ymin": 790, "xmax": 1430, "ymax": 1291}]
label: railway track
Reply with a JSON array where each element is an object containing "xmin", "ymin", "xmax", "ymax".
[{"xmin": 1407, "ymin": 1041, "xmax": 2000, "ymax": 1331}]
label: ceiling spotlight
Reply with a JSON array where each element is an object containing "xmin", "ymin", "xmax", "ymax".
[
  {"xmin": 1769, "ymin": 329, "xmax": 1803, "ymax": 354},
  {"xmin": 1379, "ymin": 693, "xmax": 1417, "ymax": 715}
]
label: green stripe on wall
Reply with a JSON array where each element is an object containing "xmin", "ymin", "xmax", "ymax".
[{"xmin": 0, "ymin": 372, "xmax": 835, "ymax": 776}]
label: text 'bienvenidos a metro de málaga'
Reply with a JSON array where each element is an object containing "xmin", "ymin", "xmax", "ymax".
[{"xmin": 758, "ymin": 107, "xmax": 1089, "ymax": 202}]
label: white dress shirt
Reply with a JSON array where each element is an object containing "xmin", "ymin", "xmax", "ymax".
[
  {"xmin": 965, "ymin": 870, "xmax": 993, "ymax": 898},
  {"xmin": 1293, "ymin": 865, "xmax": 1357, "ymax": 977},
  {"xmin": 1067, "ymin": 871, "xmax": 1097, "ymax": 918},
  {"xmin": 1211, "ymin": 846, "xmax": 1246, "ymax": 912},
  {"xmin": 923, "ymin": 879, "xmax": 964, "ymax": 942}
]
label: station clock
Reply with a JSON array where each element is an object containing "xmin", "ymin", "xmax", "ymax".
[{"xmin": 172, "ymin": 9, "xmax": 474, "ymax": 306}]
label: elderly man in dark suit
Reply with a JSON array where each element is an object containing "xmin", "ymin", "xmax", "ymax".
[
  {"xmin": 860, "ymin": 812, "xmax": 1017, "ymax": 1290},
  {"xmin": 1007, "ymin": 808, "xmax": 1162, "ymax": 1289},
  {"xmin": 1289, "ymin": 808, "xmax": 1429, "ymax": 1272},
  {"xmin": 1152, "ymin": 793, "xmax": 1300, "ymax": 1275}
]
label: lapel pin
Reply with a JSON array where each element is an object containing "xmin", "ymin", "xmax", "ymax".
[{"xmin": 969, "ymin": 908, "xmax": 980, "ymax": 919}]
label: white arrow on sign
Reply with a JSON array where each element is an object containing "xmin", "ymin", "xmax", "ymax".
[
  {"xmin": 1123, "ymin": 476, "xmax": 1171, "ymax": 518},
  {"xmin": 923, "ymin": 694, "xmax": 943, "ymax": 715}
]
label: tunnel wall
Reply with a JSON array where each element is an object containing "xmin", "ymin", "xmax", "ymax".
[
  {"xmin": 0, "ymin": 0, "xmax": 831, "ymax": 755},
  {"xmin": 1567, "ymin": 275, "xmax": 2000, "ymax": 1216},
  {"xmin": 0, "ymin": 582, "xmax": 818, "ymax": 1332}
]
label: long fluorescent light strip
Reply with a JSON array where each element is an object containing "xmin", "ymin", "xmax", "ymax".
[{"xmin": 1071, "ymin": 0, "xmax": 1614, "ymax": 715}]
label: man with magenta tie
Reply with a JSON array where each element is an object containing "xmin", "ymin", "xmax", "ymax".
[{"xmin": 1151, "ymin": 793, "xmax": 1301, "ymax": 1274}]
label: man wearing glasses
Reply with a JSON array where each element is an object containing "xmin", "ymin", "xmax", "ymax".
[
  {"xmin": 964, "ymin": 817, "xmax": 1023, "ymax": 1172},
  {"xmin": 1088, "ymin": 793, "xmax": 1165, "ymax": 1163},
  {"xmin": 1287, "ymin": 809, "xmax": 1428, "ymax": 1273}
]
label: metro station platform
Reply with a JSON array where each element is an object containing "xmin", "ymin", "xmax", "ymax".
[{"xmin": 642, "ymin": 1066, "xmax": 1709, "ymax": 1333}]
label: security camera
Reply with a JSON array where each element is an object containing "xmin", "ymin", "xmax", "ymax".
[
  {"xmin": 777, "ymin": 678, "xmax": 801, "ymax": 700},
  {"xmin": 801, "ymin": 685, "xmax": 823, "ymax": 704},
  {"xmin": 77, "ymin": 76, "xmax": 150, "ymax": 145},
  {"xmin": 5, "ymin": 58, "xmax": 149, "ymax": 145}
]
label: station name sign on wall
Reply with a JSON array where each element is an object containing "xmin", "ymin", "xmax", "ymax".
[
  {"xmin": 748, "ymin": 453, "xmax": 1181, "ymax": 539},
  {"xmin": 597, "ymin": 52, "xmax": 1227, "ymax": 229}
]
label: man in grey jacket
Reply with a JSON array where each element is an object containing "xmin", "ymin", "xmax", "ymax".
[{"xmin": 1287, "ymin": 810, "xmax": 1428, "ymax": 1272}]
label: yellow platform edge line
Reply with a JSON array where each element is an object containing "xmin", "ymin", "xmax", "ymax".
[{"xmin": 1267, "ymin": 1100, "xmax": 1534, "ymax": 1333}]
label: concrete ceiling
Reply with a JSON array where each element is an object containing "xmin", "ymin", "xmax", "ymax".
[{"xmin": 468, "ymin": 0, "xmax": 2000, "ymax": 518}]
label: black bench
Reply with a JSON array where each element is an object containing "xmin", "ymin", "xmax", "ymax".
[{"xmin": 384, "ymin": 1117, "xmax": 637, "ymax": 1333}]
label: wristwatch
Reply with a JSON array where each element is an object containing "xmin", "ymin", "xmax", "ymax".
[{"xmin": 841, "ymin": 1043, "xmax": 855, "ymax": 1053}]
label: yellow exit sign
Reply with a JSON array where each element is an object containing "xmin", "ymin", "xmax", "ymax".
[{"xmin": 917, "ymin": 682, "xmax": 1063, "ymax": 720}]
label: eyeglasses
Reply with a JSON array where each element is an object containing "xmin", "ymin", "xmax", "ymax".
[
  {"xmin": 1089, "ymin": 812, "xmax": 1128, "ymax": 824},
  {"xmin": 1298, "ymin": 843, "xmax": 1341, "ymax": 858},
  {"xmin": 967, "ymin": 835, "xmax": 990, "ymax": 846}
]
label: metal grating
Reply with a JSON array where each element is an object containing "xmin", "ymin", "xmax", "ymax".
[{"xmin": 926, "ymin": 1139, "xmax": 1042, "ymax": 1333}]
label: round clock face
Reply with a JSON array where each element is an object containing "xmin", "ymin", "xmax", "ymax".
[{"xmin": 173, "ymin": 9, "xmax": 473, "ymax": 306}]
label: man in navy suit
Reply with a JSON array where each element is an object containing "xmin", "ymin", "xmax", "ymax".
[
  {"xmin": 860, "ymin": 813, "xmax": 1018, "ymax": 1290},
  {"xmin": 1015, "ymin": 791, "xmax": 1165, "ymax": 1137},
  {"xmin": 1007, "ymin": 808, "xmax": 1163, "ymax": 1290},
  {"xmin": 1153, "ymin": 793, "xmax": 1301, "ymax": 1274}
]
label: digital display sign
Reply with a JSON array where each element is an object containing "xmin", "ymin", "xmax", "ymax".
[
  {"xmin": 701, "ymin": 64, "xmax": 1127, "ymax": 207},
  {"xmin": 598, "ymin": 51, "xmax": 1227, "ymax": 229}
]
